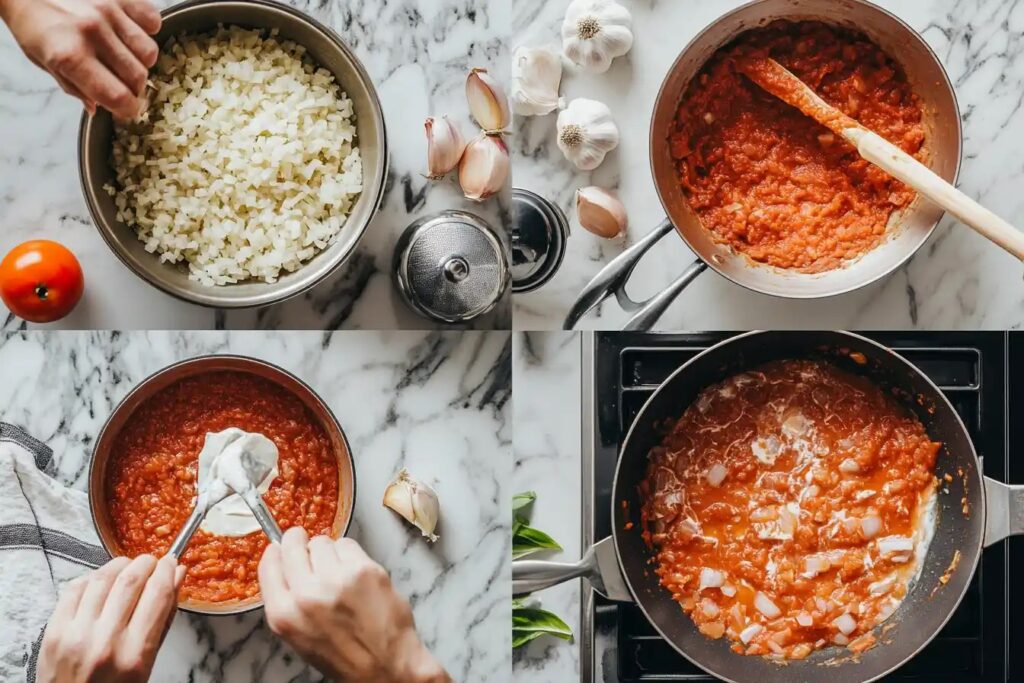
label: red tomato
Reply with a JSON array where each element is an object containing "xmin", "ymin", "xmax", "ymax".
[{"xmin": 0, "ymin": 240, "xmax": 84, "ymax": 323}]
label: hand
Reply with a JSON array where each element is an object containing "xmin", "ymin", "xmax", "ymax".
[
  {"xmin": 0, "ymin": 0, "xmax": 160, "ymax": 119},
  {"xmin": 37, "ymin": 554, "xmax": 184, "ymax": 683},
  {"xmin": 259, "ymin": 528, "xmax": 451, "ymax": 683}
]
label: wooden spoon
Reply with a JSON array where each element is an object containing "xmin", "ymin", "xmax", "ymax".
[{"xmin": 738, "ymin": 56, "xmax": 1024, "ymax": 260}]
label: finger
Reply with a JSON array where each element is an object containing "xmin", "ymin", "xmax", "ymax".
[
  {"xmin": 124, "ymin": 554, "xmax": 178, "ymax": 655},
  {"xmin": 333, "ymin": 536, "xmax": 371, "ymax": 564},
  {"xmin": 119, "ymin": 0, "xmax": 162, "ymax": 35},
  {"xmin": 110, "ymin": 4, "xmax": 159, "ymax": 68},
  {"xmin": 74, "ymin": 556, "xmax": 132, "ymax": 624},
  {"xmin": 50, "ymin": 576, "xmax": 89, "ymax": 626},
  {"xmin": 257, "ymin": 542, "xmax": 292, "ymax": 615},
  {"xmin": 98, "ymin": 554, "xmax": 158, "ymax": 633},
  {"xmin": 93, "ymin": 20, "xmax": 149, "ymax": 97},
  {"xmin": 279, "ymin": 526, "xmax": 312, "ymax": 584},
  {"xmin": 307, "ymin": 535, "xmax": 341, "ymax": 576},
  {"xmin": 58, "ymin": 57, "xmax": 137, "ymax": 120}
]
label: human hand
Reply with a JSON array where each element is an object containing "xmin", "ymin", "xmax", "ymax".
[
  {"xmin": 259, "ymin": 528, "xmax": 451, "ymax": 683},
  {"xmin": 0, "ymin": 0, "xmax": 160, "ymax": 119},
  {"xmin": 37, "ymin": 554, "xmax": 184, "ymax": 683}
]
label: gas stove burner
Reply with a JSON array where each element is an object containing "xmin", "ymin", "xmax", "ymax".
[{"xmin": 581, "ymin": 332, "xmax": 1017, "ymax": 683}]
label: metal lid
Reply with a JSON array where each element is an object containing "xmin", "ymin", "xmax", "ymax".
[
  {"xmin": 393, "ymin": 210, "xmax": 509, "ymax": 324},
  {"xmin": 511, "ymin": 188, "xmax": 570, "ymax": 293}
]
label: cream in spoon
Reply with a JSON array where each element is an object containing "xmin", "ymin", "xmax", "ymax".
[{"xmin": 196, "ymin": 428, "xmax": 279, "ymax": 537}]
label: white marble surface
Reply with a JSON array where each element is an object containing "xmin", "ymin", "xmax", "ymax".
[
  {"xmin": 512, "ymin": 331, "xmax": 582, "ymax": 683},
  {"xmin": 512, "ymin": 0, "xmax": 1024, "ymax": 331},
  {"xmin": 0, "ymin": 0, "xmax": 510, "ymax": 331},
  {"xmin": 0, "ymin": 330, "xmax": 511, "ymax": 682}
]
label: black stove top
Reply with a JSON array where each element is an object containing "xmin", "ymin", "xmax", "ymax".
[{"xmin": 584, "ymin": 332, "xmax": 1022, "ymax": 682}]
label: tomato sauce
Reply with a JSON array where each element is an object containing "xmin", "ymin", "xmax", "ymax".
[
  {"xmin": 106, "ymin": 371, "xmax": 339, "ymax": 603},
  {"xmin": 639, "ymin": 360, "xmax": 939, "ymax": 659},
  {"xmin": 670, "ymin": 22, "xmax": 925, "ymax": 273}
]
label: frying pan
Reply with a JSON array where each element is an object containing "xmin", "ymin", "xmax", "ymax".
[
  {"xmin": 513, "ymin": 331, "xmax": 1024, "ymax": 682},
  {"xmin": 563, "ymin": 0, "xmax": 961, "ymax": 331}
]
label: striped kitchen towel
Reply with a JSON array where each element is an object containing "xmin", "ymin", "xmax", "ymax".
[{"xmin": 0, "ymin": 423, "xmax": 110, "ymax": 683}]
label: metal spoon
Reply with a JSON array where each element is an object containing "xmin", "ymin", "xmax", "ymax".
[
  {"xmin": 167, "ymin": 478, "xmax": 232, "ymax": 559},
  {"xmin": 231, "ymin": 451, "xmax": 283, "ymax": 543}
]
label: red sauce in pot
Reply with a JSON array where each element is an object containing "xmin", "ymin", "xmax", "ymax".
[
  {"xmin": 670, "ymin": 22, "xmax": 926, "ymax": 273},
  {"xmin": 639, "ymin": 360, "xmax": 939, "ymax": 659},
  {"xmin": 106, "ymin": 371, "xmax": 339, "ymax": 603}
]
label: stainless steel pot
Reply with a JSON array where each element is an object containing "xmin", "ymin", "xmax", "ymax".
[
  {"xmin": 514, "ymin": 331, "xmax": 1024, "ymax": 682},
  {"xmin": 79, "ymin": 0, "xmax": 388, "ymax": 308},
  {"xmin": 564, "ymin": 0, "xmax": 961, "ymax": 330},
  {"xmin": 89, "ymin": 355, "xmax": 356, "ymax": 616}
]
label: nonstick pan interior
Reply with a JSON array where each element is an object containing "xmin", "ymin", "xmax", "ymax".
[{"xmin": 612, "ymin": 331, "xmax": 984, "ymax": 683}]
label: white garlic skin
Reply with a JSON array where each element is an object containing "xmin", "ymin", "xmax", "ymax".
[
  {"xmin": 382, "ymin": 468, "xmax": 440, "ymax": 542},
  {"xmin": 510, "ymin": 45, "xmax": 563, "ymax": 117},
  {"xmin": 424, "ymin": 116, "xmax": 466, "ymax": 179},
  {"xmin": 576, "ymin": 186, "xmax": 627, "ymax": 238},
  {"xmin": 556, "ymin": 98, "xmax": 619, "ymax": 171},
  {"xmin": 459, "ymin": 133, "xmax": 510, "ymax": 201},
  {"xmin": 562, "ymin": 0, "xmax": 634, "ymax": 74},
  {"xmin": 466, "ymin": 68, "xmax": 512, "ymax": 133}
]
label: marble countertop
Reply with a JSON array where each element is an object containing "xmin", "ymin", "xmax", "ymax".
[
  {"xmin": 0, "ymin": 0, "xmax": 510, "ymax": 331},
  {"xmin": 0, "ymin": 329, "xmax": 511, "ymax": 682},
  {"xmin": 512, "ymin": 331, "xmax": 582, "ymax": 683},
  {"xmin": 512, "ymin": 0, "xmax": 1024, "ymax": 331}
]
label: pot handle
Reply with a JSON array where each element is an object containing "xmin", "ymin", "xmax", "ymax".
[
  {"xmin": 563, "ymin": 219, "xmax": 707, "ymax": 330},
  {"xmin": 513, "ymin": 537, "xmax": 632, "ymax": 601},
  {"xmin": 984, "ymin": 477, "xmax": 1024, "ymax": 546}
]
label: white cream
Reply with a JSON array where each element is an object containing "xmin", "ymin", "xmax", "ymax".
[{"xmin": 196, "ymin": 428, "xmax": 279, "ymax": 537}]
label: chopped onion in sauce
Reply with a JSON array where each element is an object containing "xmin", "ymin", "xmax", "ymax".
[
  {"xmin": 833, "ymin": 613, "xmax": 857, "ymax": 635},
  {"xmin": 833, "ymin": 633, "xmax": 850, "ymax": 646},
  {"xmin": 720, "ymin": 583, "xmax": 737, "ymax": 597},
  {"xmin": 796, "ymin": 612, "xmax": 813, "ymax": 627},
  {"xmin": 754, "ymin": 592, "xmax": 781, "ymax": 619},
  {"xmin": 706, "ymin": 463, "xmax": 728, "ymax": 487},
  {"xmin": 701, "ymin": 598, "xmax": 721, "ymax": 618},
  {"xmin": 839, "ymin": 458, "xmax": 860, "ymax": 473},
  {"xmin": 877, "ymin": 535, "xmax": 914, "ymax": 560},
  {"xmin": 861, "ymin": 515, "xmax": 882, "ymax": 539},
  {"xmin": 740, "ymin": 623, "xmax": 763, "ymax": 645},
  {"xmin": 699, "ymin": 567, "xmax": 725, "ymax": 590}
]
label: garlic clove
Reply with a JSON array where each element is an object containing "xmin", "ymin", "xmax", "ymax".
[
  {"xmin": 510, "ymin": 45, "xmax": 563, "ymax": 117},
  {"xmin": 383, "ymin": 468, "xmax": 440, "ymax": 542},
  {"xmin": 459, "ymin": 133, "xmax": 510, "ymax": 201},
  {"xmin": 556, "ymin": 98, "xmax": 619, "ymax": 171},
  {"xmin": 562, "ymin": 0, "xmax": 634, "ymax": 74},
  {"xmin": 577, "ymin": 186, "xmax": 627, "ymax": 238},
  {"xmin": 424, "ymin": 115, "xmax": 466, "ymax": 179},
  {"xmin": 466, "ymin": 68, "xmax": 512, "ymax": 134}
]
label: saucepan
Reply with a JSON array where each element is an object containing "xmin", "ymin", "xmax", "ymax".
[
  {"xmin": 88, "ymin": 355, "xmax": 356, "ymax": 616},
  {"xmin": 79, "ymin": 0, "xmax": 388, "ymax": 308},
  {"xmin": 513, "ymin": 331, "xmax": 1023, "ymax": 682},
  {"xmin": 564, "ymin": 0, "xmax": 961, "ymax": 330}
]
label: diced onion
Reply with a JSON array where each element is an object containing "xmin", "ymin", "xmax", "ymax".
[
  {"xmin": 739, "ymin": 623, "xmax": 763, "ymax": 645},
  {"xmin": 706, "ymin": 463, "xmax": 728, "ymax": 487},
  {"xmin": 699, "ymin": 567, "xmax": 725, "ymax": 590},
  {"xmin": 833, "ymin": 633, "xmax": 849, "ymax": 646},
  {"xmin": 766, "ymin": 639, "xmax": 784, "ymax": 655},
  {"xmin": 839, "ymin": 458, "xmax": 860, "ymax": 473},
  {"xmin": 814, "ymin": 597, "xmax": 828, "ymax": 612},
  {"xmin": 720, "ymin": 584, "xmax": 737, "ymax": 597},
  {"xmin": 754, "ymin": 592, "xmax": 781, "ymax": 619},
  {"xmin": 701, "ymin": 598, "xmax": 720, "ymax": 618},
  {"xmin": 861, "ymin": 515, "xmax": 882, "ymax": 539},
  {"xmin": 833, "ymin": 613, "xmax": 857, "ymax": 635},
  {"xmin": 869, "ymin": 575, "xmax": 896, "ymax": 595},
  {"xmin": 803, "ymin": 555, "xmax": 829, "ymax": 577},
  {"xmin": 877, "ymin": 535, "xmax": 914, "ymax": 560},
  {"xmin": 796, "ymin": 612, "xmax": 813, "ymax": 627}
]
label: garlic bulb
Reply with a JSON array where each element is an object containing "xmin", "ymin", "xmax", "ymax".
[
  {"xmin": 466, "ymin": 68, "xmax": 511, "ymax": 133},
  {"xmin": 577, "ymin": 186, "xmax": 627, "ymax": 238},
  {"xmin": 459, "ymin": 133, "xmax": 510, "ymax": 201},
  {"xmin": 556, "ymin": 98, "xmax": 619, "ymax": 170},
  {"xmin": 424, "ymin": 116, "xmax": 466, "ymax": 179},
  {"xmin": 383, "ymin": 469, "xmax": 440, "ymax": 542},
  {"xmin": 510, "ymin": 45, "xmax": 563, "ymax": 117},
  {"xmin": 561, "ymin": 0, "xmax": 633, "ymax": 73}
]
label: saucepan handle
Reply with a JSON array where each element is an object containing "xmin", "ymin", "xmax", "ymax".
[
  {"xmin": 564, "ymin": 219, "xmax": 706, "ymax": 331},
  {"xmin": 513, "ymin": 537, "xmax": 632, "ymax": 601},
  {"xmin": 983, "ymin": 477, "xmax": 1024, "ymax": 546}
]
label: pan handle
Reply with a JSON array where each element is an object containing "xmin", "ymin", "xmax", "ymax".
[
  {"xmin": 983, "ymin": 477, "xmax": 1024, "ymax": 546},
  {"xmin": 512, "ymin": 536, "xmax": 632, "ymax": 601},
  {"xmin": 563, "ymin": 219, "xmax": 707, "ymax": 330}
]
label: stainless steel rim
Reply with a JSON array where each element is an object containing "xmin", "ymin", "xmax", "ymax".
[
  {"xmin": 609, "ymin": 330, "xmax": 983, "ymax": 682},
  {"xmin": 647, "ymin": 0, "xmax": 963, "ymax": 300},
  {"xmin": 88, "ymin": 354, "xmax": 356, "ymax": 616},
  {"xmin": 78, "ymin": 0, "xmax": 389, "ymax": 309}
]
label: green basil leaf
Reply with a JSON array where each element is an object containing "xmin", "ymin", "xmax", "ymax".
[
  {"xmin": 512, "ymin": 524, "xmax": 562, "ymax": 558},
  {"xmin": 512, "ymin": 607, "xmax": 574, "ymax": 644},
  {"xmin": 512, "ymin": 630, "xmax": 544, "ymax": 649},
  {"xmin": 513, "ymin": 491, "xmax": 537, "ymax": 514}
]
